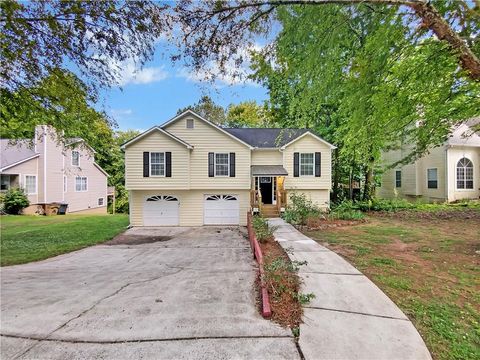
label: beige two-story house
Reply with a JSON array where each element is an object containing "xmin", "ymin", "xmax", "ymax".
[
  {"xmin": 122, "ymin": 110, "xmax": 335, "ymax": 226},
  {"xmin": 377, "ymin": 118, "xmax": 480, "ymax": 202},
  {"xmin": 0, "ymin": 125, "xmax": 109, "ymax": 214}
]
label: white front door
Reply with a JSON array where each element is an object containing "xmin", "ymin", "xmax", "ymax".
[
  {"xmin": 204, "ymin": 194, "xmax": 239, "ymax": 225},
  {"xmin": 143, "ymin": 195, "xmax": 179, "ymax": 226}
]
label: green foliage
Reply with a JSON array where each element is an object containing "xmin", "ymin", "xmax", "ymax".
[
  {"xmin": 225, "ymin": 101, "xmax": 275, "ymax": 128},
  {"xmin": 251, "ymin": 4, "xmax": 480, "ymax": 201},
  {"xmin": 294, "ymin": 292, "xmax": 316, "ymax": 305},
  {"xmin": 263, "ymin": 255, "xmax": 308, "ymax": 301},
  {"xmin": 252, "ymin": 215, "xmax": 276, "ymax": 243},
  {"xmin": 177, "ymin": 95, "xmax": 226, "ymax": 124},
  {"xmin": 355, "ymin": 198, "xmax": 415, "ymax": 212},
  {"xmin": 1, "ymin": 0, "xmax": 166, "ymax": 103},
  {"xmin": 2, "ymin": 188, "xmax": 29, "ymax": 215},
  {"xmin": 283, "ymin": 192, "xmax": 320, "ymax": 225}
]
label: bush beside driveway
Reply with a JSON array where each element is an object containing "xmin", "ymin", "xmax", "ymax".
[{"xmin": 1, "ymin": 214, "xmax": 129, "ymax": 266}]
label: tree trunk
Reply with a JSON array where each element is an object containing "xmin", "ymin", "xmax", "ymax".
[
  {"xmin": 349, "ymin": 165, "xmax": 354, "ymax": 200},
  {"xmin": 363, "ymin": 159, "xmax": 376, "ymax": 201},
  {"xmin": 410, "ymin": 1, "xmax": 480, "ymax": 81}
]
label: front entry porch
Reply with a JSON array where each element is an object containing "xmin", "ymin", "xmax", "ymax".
[{"xmin": 250, "ymin": 165, "xmax": 288, "ymax": 218}]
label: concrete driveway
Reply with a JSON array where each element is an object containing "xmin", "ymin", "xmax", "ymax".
[{"xmin": 1, "ymin": 226, "xmax": 299, "ymax": 359}]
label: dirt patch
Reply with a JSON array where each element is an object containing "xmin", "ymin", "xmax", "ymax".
[
  {"xmin": 374, "ymin": 208, "xmax": 480, "ymax": 220},
  {"xmin": 105, "ymin": 234, "xmax": 172, "ymax": 245},
  {"xmin": 259, "ymin": 238, "xmax": 303, "ymax": 329},
  {"xmin": 305, "ymin": 217, "xmax": 366, "ymax": 230}
]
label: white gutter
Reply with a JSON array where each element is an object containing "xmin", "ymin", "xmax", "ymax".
[{"xmin": 43, "ymin": 126, "xmax": 47, "ymax": 203}]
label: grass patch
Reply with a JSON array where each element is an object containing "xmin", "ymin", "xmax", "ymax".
[
  {"xmin": 1, "ymin": 214, "xmax": 129, "ymax": 266},
  {"xmin": 304, "ymin": 211, "xmax": 480, "ymax": 360}
]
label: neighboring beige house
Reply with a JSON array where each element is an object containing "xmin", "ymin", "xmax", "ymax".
[
  {"xmin": 0, "ymin": 125, "xmax": 109, "ymax": 214},
  {"xmin": 377, "ymin": 119, "xmax": 480, "ymax": 203},
  {"xmin": 122, "ymin": 110, "xmax": 335, "ymax": 226}
]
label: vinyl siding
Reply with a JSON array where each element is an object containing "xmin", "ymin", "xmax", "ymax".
[
  {"xmin": 2, "ymin": 157, "xmax": 39, "ymax": 204},
  {"xmin": 125, "ymin": 130, "xmax": 190, "ymax": 190},
  {"xmin": 164, "ymin": 114, "xmax": 251, "ymax": 190},
  {"xmin": 446, "ymin": 146, "xmax": 480, "ymax": 201},
  {"xmin": 64, "ymin": 147, "xmax": 107, "ymax": 213},
  {"xmin": 416, "ymin": 146, "xmax": 447, "ymax": 201},
  {"xmin": 129, "ymin": 189, "xmax": 249, "ymax": 226},
  {"xmin": 288, "ymin": 189, "xmax": 330, "ymax": 209},
  {"xmin": 283, "ymin": 134, "xmax": 332, "ymax": 190},
  {"xmin": 377, "ymin": 146, "xmax": 420, "ymax": 199},
  {"xmin": 251, "ymin": 150, "xmax": 283, "ymax": 165}
]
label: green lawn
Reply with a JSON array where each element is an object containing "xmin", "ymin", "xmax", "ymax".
[
  {"xmin": 1, "ymin": 214, "xmax": 129, "ymax": 266},
  {"xmin": 304, "ymin": 211, "xmax": 480, "ymax": 360}
]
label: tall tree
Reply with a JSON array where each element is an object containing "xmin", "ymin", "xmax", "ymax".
[
  {"xmin": 225, "ymin": 101, "xmax": 275, "ymax": 128},
  {"xmin": 1, "ymin": 0, "xmax": 167, "ymax": 133},
  {"xmin": 172, "ymin": 0, "xmax": 479, "ymax": 81},
  {"xmin": 251, "ymin": 4, "xmax": 479, "ymax": 200},
  {"xmin": 177, "ymin": 95, "xmax": 226, "ymax": 124}
]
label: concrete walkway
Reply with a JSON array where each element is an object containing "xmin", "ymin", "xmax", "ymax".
[{"xmin": 268, "ymin": 218, "xmax": 432, "ymax": 360}]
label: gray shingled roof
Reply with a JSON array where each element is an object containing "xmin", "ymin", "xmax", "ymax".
[
  {"xmin": 251, "ymin": 165, "xmax": 288, "ymax": 176},
  {"xmin": 224, "ymin": 128, "xmax": 308, "ymax": 148},
  {"xmin": 0, "ymin": 139, "xmax": 39, "ymax": 170}
]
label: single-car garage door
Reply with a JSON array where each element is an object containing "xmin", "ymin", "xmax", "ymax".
[
  {"xmin": 143, "ymin": 195, "xmax": 179, "ymax": 226},
  {"xmin": 204, "ymin": 194, "xmax": 239, "ymax": 225}
]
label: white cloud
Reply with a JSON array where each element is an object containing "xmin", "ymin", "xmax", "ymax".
[
  {"xmin": 111, "ymin": 59, "xmax": 169, "ymax": 86},
  {"xmin": 111, "ymin": 108, "xmax": 133, "ymax": 117}
]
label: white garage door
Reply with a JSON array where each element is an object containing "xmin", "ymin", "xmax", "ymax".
[
  {"xmin": 204, "ymin": 195, "xmax": 239, "ymax": 225},
  {"xmin": 143, "ymin": 195, "xmax": 179, "ymax": 226}
]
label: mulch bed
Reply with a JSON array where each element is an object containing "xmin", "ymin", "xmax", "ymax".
[
  {"xmin": 305, "ymin": 217, "xmax": 366, "ymax": 230},
  {"xmin": 373, "ymin": 208, "xmax": 480, "ymax": 220},
  {"xmin": 259, "ymin": 237, "xmax": 303, "ymax": 329}
]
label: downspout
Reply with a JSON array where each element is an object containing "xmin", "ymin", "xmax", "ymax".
[
  {"xmin": 43, "ymin": 126, "xmax": 47, "ymax": 203},
  {"xmin": 445, "ymin": 146, "xmax": 449, "ymax": 202}
]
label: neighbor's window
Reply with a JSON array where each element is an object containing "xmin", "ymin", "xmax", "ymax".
[
  {"xmin": 300, "ymin": 153, "xmax": 314, "ymax": 176},
  {"xmin": 395, "ymin": 170, "xmax": 402, "ymax": 188},
  {"xmin": 427, "ymin": 168, "xmax": 438, "ymax": 189},
  {"xmin": 186, "ymin": 118, "xmax": 194, "ymax": 129},
  {"xmin": 98, "ymin": 198, "xmax": 104, "ymax": 206},
  {"xmin": 150, "ymin": 152, "xmax": 165, "ymax": 176},
  {"xmin": 1, "ymin": 175, "xmax": 10, "ymax": 191},
  {"xmin": 25, "ymin": 175, "xmax": 37, "ymax": 194},
  {"xmin": 456, "ymin": 157, "xmax": 473, "ymax": 189},
  {"xmin": 72, "ymin": 151, "xmax": 80, "ymax": 166},
  {"xmin": 215, "ymin": 153, "xmax": 229, "ymax": 176},
  {"xmin": 63, "ymin": 176, "xmax": 67, "ymax": 192},
  {"xmin": 75, "ymin": 176, "xmax": 87, "ymax": 192}
]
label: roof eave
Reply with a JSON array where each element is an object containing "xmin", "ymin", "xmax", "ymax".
[{"xmin": 0, "ymin": 153, "xmax": 40, "ymax": 172}]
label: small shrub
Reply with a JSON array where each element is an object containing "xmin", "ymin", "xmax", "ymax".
[
  {"xmin": 2, "ymin": 188, "xmax": 30, "ymax": 214},
  {"xmin": 283, "ymin": 192, "xmax": 321, "ymax": 225},
  {"xmin": 252, "ymin": 215, "xmax": 275, "ymax": 243}
]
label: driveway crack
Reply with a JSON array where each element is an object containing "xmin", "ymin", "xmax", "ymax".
[{"xmin": 12, "ymin": 270, "xmax": 183, "ymax": 359}]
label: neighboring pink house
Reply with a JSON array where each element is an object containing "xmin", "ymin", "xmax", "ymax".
[{"xmin": 0, "ymin": 125, "xmax": 109, "ymax": 214}]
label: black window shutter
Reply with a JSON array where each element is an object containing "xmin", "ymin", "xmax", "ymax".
[
  {"xmin": 230, "ymin": 153, "xmax": 236, "ymax": 177},
  {"xmin": 315, "ymin": 152, "xmax": 321, "ymax": 177},
  {"xmin": 208, "ymin": 152, "xmax": 214, "ymax": 177},
  {"xmin": 143, "ymin": 152, "xmax": 149, "ymax": 177},
  {"xmin": 293, "ymin": 152, "xmax": 299, "ymax": 177},
  {"xmin": 165, "ymin": 152, "xmax": 172, "ymax": 177}
]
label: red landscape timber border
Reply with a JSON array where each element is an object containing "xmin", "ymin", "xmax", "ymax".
[{"xmin": 247, "ymin": 211, "xmax": 272, "ymax": 319}]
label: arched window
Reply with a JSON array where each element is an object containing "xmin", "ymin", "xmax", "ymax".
[{"xmin": 456, "ymin": 158, "xmax": 474, "ymax": 189}]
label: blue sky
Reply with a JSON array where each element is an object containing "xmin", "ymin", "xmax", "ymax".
[{"xmin": 99, "ymin": 43, "xmax": 268, "ymax": 131}]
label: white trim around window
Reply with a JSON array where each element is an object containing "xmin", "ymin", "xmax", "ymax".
[
  {"xmin": 300, "ymin": 153, "xmax": 314, "ymax": 176},
  {"xmin": 75, "ymin": 176, "xmax": 88, "ymax": 192},
  {"xmin": 455, "ymin": 157, "xmax": 474, "ymax": 191},
  {"xmin": 395, "ymin": 170, "xmax": 402, "ymax": 188},
  {"xmin": 426, "ymin": 168, "xmax": 438, "ymax": 189},
  {"xmin": 214, "ymin": 153, "xmax": 230, "ymax": 177},
  {"xmin": 71, "ymin": 150, "xmax": 80, "ymax": 167},
  {"xmin": 150, "ymin": 152, "xmax": 166, "ymax": 177},
  {"xmin": 24, "ymin": 174, "xmax": 37, "ymax": 195}
]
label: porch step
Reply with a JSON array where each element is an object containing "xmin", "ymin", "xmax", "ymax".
[{"xmin": 261, "ymin": 205, "xmax": 280, "ymax": 218}]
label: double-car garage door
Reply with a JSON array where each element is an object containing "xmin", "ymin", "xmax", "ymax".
[{"xmin": 143, "ymin": 194, "xmax": 239, "ymax": 226}]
